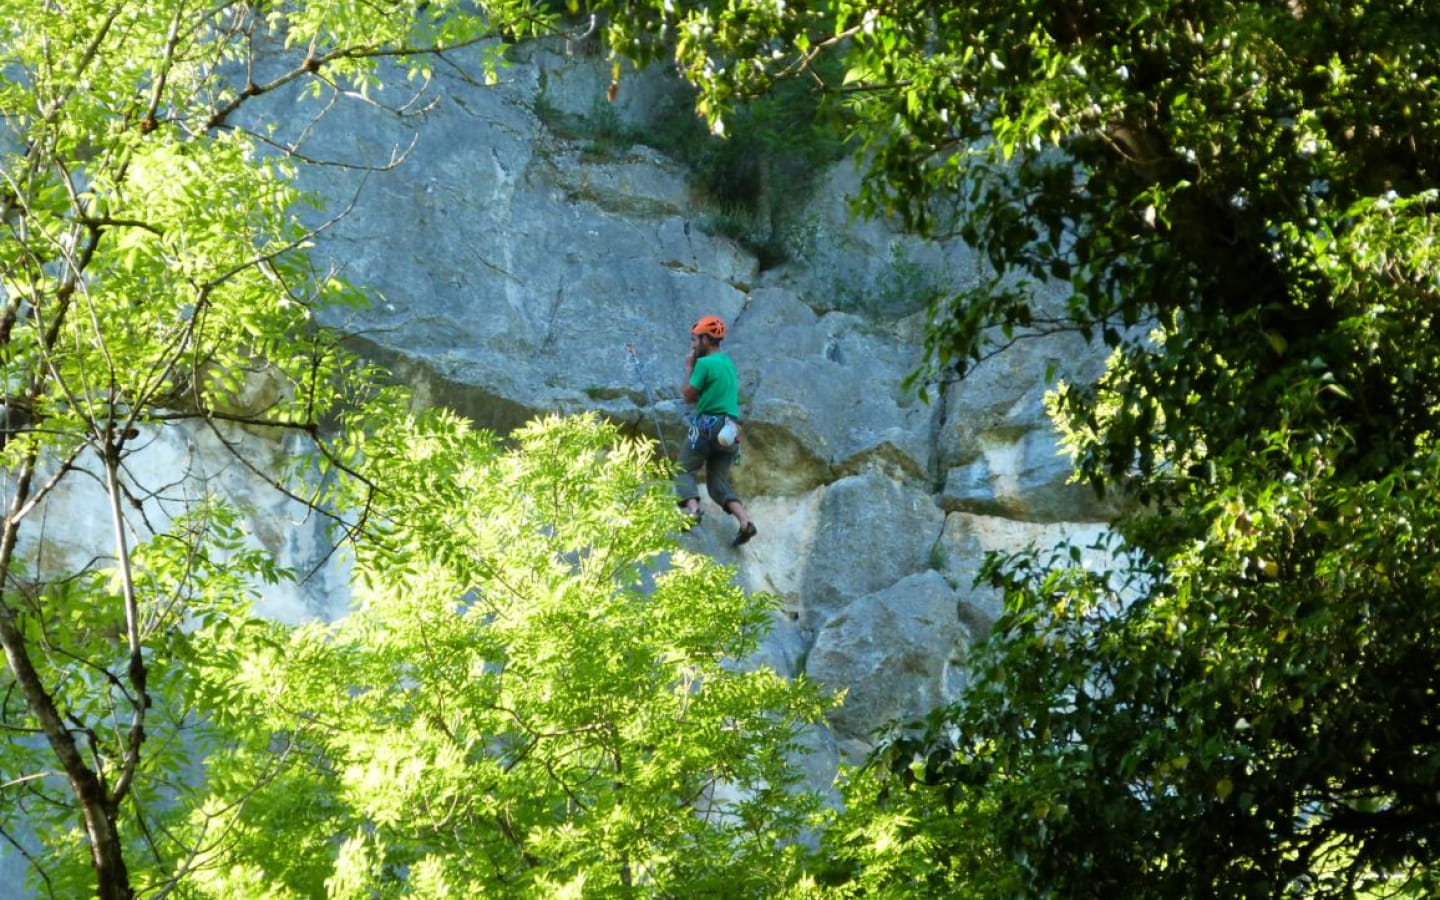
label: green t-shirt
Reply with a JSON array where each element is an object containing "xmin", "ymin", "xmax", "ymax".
[{"xmin": 690, "ymin": 352, "xmax": 740, "ymax": 419}]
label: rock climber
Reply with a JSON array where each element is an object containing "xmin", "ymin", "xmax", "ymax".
[{"xmin": 675, "ymin": 315, "xmax": 757, "ymax": 546}]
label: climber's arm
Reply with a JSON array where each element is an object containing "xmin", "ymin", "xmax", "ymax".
[{"xmin": 683, "ymin": 352, "xmax": 701, "ymax": 403}]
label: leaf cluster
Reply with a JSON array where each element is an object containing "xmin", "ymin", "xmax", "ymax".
[{"xmin": 247, "ymin": 412, "xmax": 831, "ymax": 898}]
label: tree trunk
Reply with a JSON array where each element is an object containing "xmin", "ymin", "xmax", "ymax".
[{"xmin": 0, "ymin": 464, "xmax": 135, "ymax": 900}]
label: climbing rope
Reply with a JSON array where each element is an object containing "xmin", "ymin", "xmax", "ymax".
[{"xmin": 625, "ymin": 342, "xmax": 672, "ymax": 459}]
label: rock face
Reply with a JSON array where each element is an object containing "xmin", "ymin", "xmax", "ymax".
[
  {"xmin": 21, "ymin": 39, "xmax": 1115, "ymax": 780},
  {"xmin": 262, "ymin": 38, "xmax": 1118, "ymax": 766}
]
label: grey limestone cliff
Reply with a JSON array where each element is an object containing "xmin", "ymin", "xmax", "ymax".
[
  {"xmin": 21, "ymin": 39, "xmax": 1118, "ymax": 772},
  {"xmin": 276, "ymin": 39, "xmax": 1120, "ymax": 763}
]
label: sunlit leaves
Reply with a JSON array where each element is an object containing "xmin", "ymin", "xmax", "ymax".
[
  {"xmin": 0, "ymin": 498, "xmax": 297, "ymax": 893},
  {"xmin": 263, "ymin": 412, "xmax": 830, "ymax": 898}
]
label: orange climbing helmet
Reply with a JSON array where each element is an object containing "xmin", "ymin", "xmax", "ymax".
[{"xmin": 690, "ymin": 315, "xmax": 727, "ymax": 340}]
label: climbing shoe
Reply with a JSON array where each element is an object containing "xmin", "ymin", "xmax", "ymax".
[{"xmin": 732, "ymin": 521, "xmax": 757, "ymax": 547}]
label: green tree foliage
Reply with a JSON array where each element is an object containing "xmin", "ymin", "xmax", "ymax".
[
  {"xmin": 240, "ymin": 411, "xmax": 829, "ymax": 898},
  {"xmin": 0, "ymin": 1, "xmax": 554, "ymax": 897},
  {"xmin": 584, "ymin": 1, "xmax": 1440, "ymax": 896}
]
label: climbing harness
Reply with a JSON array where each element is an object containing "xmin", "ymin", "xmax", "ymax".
[
  {"xmin": 687, "ymin": 413, "xmax": 742, "ymax": 454},
  {"xmin": 687, "ymin": 413, "xmax": 723, "ymax": 449}
]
